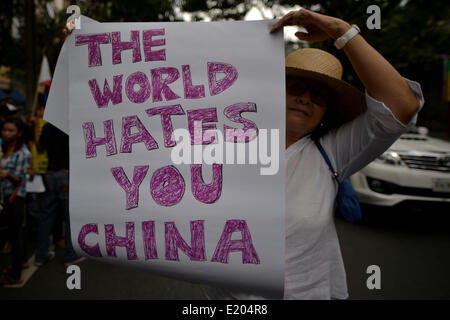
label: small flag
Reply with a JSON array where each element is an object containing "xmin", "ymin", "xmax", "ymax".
[{"xmin": 38, "ymin": 56, "xmax": 52, "ymax": 88}]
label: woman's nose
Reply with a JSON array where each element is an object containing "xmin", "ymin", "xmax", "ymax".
[{"xmin": 295, "ymin": 90, "xmax": 312, "ymax": 106}]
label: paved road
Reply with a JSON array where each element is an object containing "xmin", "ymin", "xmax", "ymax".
[
  {"xmin": 338, "ymin": 204, "xmax": 450, "ymax": 299},
  {"xmin": 1, "ymin": 203, "xmax": 449, "ymax": 299}
]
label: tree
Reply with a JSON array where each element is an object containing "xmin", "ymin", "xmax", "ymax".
[
  {"xmin": 294, "ymin": 0, "xmax": 450, "ymax": 132},
  {"xmin": 181, "ymin": 0, "xmax": 450, "ymax": 132},
  {"xmin": 4, "ymin": 0, "xmax": 449, "ymax": 132}
]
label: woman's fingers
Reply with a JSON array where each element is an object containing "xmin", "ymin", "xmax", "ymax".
[
  {"xmin": 295, "ymin": 31, "xmax": 310, "ymax": 41},
  {"xmin": 270, "ymin": 10, "xmax": 299, "ymax": 33},
  {"xmin": 63, "ymin": 18, "xmax": 76, "ymax": 35},
  {"xmin": 270, "ymin": 9, "xmax": 334, "ymax": 42},
  {"xmin": 62, "ymin": 19, "xmax": 76, "ymax": 40},
  {"xmin": 270, "ymin": 9, "xmax": 317, "ymax": 35},
  {"xmin": 295, "ymin": 24, "xmax": 329, "ymax": 42}
]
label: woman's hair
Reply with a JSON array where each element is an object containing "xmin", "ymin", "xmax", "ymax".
[{"xmin": 1, "ymin": 117, "xmax": 25, "ymax": 153}]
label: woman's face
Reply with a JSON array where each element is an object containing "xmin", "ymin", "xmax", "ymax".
[
  {"xmin": 36, "ymin": 106, "xmax": 45, "ymax": 118},
  {"xmin": 286, "ymin": 77, "xmax": 331, "ymax": 137},
  {"xmin": 1, "ymin": 122, "xmax": 21, "ymax": 143}
]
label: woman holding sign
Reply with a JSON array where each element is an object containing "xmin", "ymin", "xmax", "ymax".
[{"xmin": 205, "ymin": 8, "xmax": 423, "ymax": 299}]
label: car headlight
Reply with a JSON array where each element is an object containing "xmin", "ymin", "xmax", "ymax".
[{"xmin": 375, "ymin": 151, "xmax": 404, "ymax": 166}]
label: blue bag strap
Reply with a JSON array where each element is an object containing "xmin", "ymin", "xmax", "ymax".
[{"xmin": 314, "ymin": 140, "xmax": 339, "ymax": 183}]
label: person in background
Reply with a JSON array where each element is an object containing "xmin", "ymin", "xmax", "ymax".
[
  {"xmin": 34, "ymin": 122, "xmax": 85, "ymax": 267},
  {"xmin": 0, "ymin": 103, "xmax": 34, "ymax": 152},
  {"xmin": 28, "ymin": 97, "xmax": 64, "ymax": 247},
  {"xmin": 37, "ymin": 98, "xmax": 66, "ymax": 249},
  {"xmin": 26, "ymin": 96, "xmax": 63, "ymax": 247},
  {"xmin": 0, "ymin": 104, "xmax": 18, "ymax": 255},
  {"xmin": 0, "ymin": 118, "xmax": 31, "ymax": 285}
]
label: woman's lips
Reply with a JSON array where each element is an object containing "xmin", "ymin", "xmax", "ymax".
[{"xmin": 288, "ymin": 107, "xmax": 310, "ymax": 117}]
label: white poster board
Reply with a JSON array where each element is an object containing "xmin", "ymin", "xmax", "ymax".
[
  {"xmin": 67, "ymin": 20, "xmax": 285, "ymax": 297},
  {"xmin": 44, "ymin": 15, "xmax": 99, "ymax": 133}
]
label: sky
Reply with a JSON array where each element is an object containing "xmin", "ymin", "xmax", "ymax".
[{"xmin": 176, "ymin": 1, "xmax": 305, "ymax": 43}]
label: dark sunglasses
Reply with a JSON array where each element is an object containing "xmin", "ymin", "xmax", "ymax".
[{"xmin": 286, "ymin": 78, "xmax": 333, "ymax": 107}]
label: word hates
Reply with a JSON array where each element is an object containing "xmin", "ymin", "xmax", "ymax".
[
  {"xmin": 82, "ymin": 104, "xmax": 258, "ymax": 159},
  {"xmin": 78, "ymin": 219, "xmax": 260, "ymax": 264}
]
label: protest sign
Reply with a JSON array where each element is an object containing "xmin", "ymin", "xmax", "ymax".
[{"xmin": 67, "ymin": 20, "xmax": 285, "ymax": 297}]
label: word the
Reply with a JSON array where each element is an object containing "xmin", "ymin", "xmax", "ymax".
[{"xmin": 76, "ymin": 29, "xmax": 167, "ymax": 67}]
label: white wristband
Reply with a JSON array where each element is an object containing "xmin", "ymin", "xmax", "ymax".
[{"xmin": 334, "ymin": 24, "xmax": 360, "ymax": 50}]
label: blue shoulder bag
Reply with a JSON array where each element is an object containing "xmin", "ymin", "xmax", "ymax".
[{"xmin": 314, "ymin": 141, "xmax": 362, "ymax": 222}]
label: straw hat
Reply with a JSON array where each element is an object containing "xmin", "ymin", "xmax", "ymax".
[{"xmin": 285, "ymin": 48, "xmax": 367, "ymax": 125}]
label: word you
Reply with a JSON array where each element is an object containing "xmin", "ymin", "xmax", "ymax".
[
  {"xmin": 104, "ymin": 126, "xmax": 279, "ymax": 212},
  {"xmin": 111, "ymin": 163, "xmax": 223, "ymax": 210}
]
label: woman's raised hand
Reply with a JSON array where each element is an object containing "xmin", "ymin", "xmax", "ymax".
[{"xmin": 270, "ymin": 8, "xmax": 350, "ymax": 42}]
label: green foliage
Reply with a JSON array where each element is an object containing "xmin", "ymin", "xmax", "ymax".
[
  {"xmin": 191, "ymin": 0, "xmax": 449, "ymax": 131},
  {"xmin": 2, "ymin": 0, "xmax": 449, "ymax": 130},
  {"xmin": 0, "ymin": 0, "xmax": 23, "ymax": 69},
  {"xmin": 74, "ymin": 0, "xmax": 179, "ymax": 22}
]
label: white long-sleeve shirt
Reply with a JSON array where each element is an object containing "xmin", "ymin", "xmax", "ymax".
[{"xmin": 205, "ymin": 79, "xmax": 424, "ymax": 300}]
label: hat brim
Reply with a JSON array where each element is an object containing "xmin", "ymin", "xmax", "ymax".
[{"xmin": 286, "ymin": 67, "xmax": 367, "ymax": 125}]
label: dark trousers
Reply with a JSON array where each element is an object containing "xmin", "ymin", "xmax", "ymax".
[
  {"xmin": 3, "ymin": 196, "xmax": 25, "ymax": 280},
  {"xmin": 36, "ymin": 170, "xmax": 77, "ymax": 264}
]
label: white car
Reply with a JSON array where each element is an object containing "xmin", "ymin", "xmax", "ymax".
[{"xmin": 350, "ymin": 127, "xmax": 450, "ymax": 207}]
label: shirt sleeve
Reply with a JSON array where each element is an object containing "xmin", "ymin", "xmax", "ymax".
[
  {"xmin": 10, "ymin": 147, "xmax": 31, "ymax": 181},
  {"xmin": 321, "ymin": 78, "xmax": 425, "ymax": 181}
]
